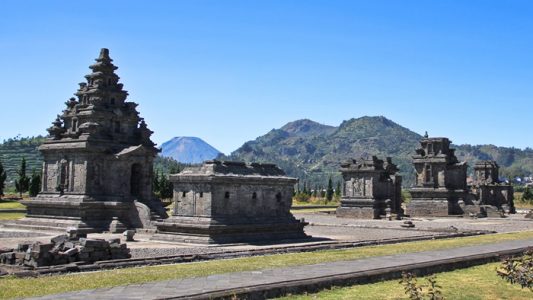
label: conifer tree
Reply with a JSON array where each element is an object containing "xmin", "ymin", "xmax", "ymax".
[
  {"xmin": 0, "ymin": 161, "xmax": 6, "ymax": 199},
  {"xmin": 326, "ymin": 176, "xmax": 334, "ymax": 202},
  {"xmin": 153, "ymin": 169, "xmax": 160, "ymax": 196},
  {"xmin": 158, "ymin": 173, "xmax": 173, "ymax": 199},
  {"xmin": 28, "ymin": 169, "xmax": 42, "ymax": 197},
  {"xmin": 15, "ymin": 157, "xmax": 30, "ymax": 198},
  {"xmin": 335, "ymin": 180, "xmax": 341, "ymax": 197}
]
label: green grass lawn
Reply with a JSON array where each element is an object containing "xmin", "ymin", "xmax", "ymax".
[
  {"xmin": 0, "ymin": 211, "xmax": 25, "ymax": 220},
  {"xmin": 1, "ymin": 230, "xmax": 532, "ymax": 299},
  {"xmin": 291, "ymin": 208, "xmax": 337, "ymax": 214},
  {"xmin": 278, "ymin": 262, "xmax": 532, "ymax": 300},
  {"xmin": 0, "ymin": 199, "xmax": 25, "ymax": 210}
]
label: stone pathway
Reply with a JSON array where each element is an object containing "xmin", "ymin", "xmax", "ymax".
[{"xmin": 27, "ymin": 239, "xmax": 533, "ymax": 300}]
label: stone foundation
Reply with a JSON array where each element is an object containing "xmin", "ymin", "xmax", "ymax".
[
  {"xmin": 406, "ymin": 188, "xmax": 466, "ymax": 217},
  {"xmin": 336, "ymin": 207, "xmax": 377, "ymax": 219},
  {"xmin": 152, "ymin": 217, "xmax": 308, "ymax": 244},
  {"xmin": 8, "ymin": 195, "xmax": 162, "ymax": 233}
]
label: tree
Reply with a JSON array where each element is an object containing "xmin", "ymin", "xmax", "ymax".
[
  {"xmin": 158, "ymin": 173, "xmax": 173, "ymax": 199},
  {"xmin": 153, "ymin": 169, "xmax": 161, "ymax": 195},
  {"xmin": 335, "ymin": 181, "xmax": 341, "ymax": 197},
  {"xmin": 15, "ymin": 157, "xmax": 30, "ymax": 198},
  {"xmin": 28, "ymin": 169, "xmax": 41, "ymax": 197},
  {"xmin": 302, "ymin": 181, "xmax": 308, "ymax": 195},
  {"xmin": 0, "ymin": 161, "xmax": 6, "ymax": 199},
  {"xmin": 326, "ymin": 176, "xmax": 334, "ymax": 202},
  {"xmin": 522, "ymin": 186, "xmax": 533, "ymax": 202}
]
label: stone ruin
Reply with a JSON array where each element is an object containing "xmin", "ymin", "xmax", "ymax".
[
  {"xmin": 406, "ymin": 136, "xmax": 516, "ymax": 218},
  {"xmin": 336, "ymin": 156, "xmax": 402, "ymax": 219},
  {"xmin": 152, "ymin": 160, "xmax": 308, "ymax": 244},
  {"xmin": 471, "ymin": 160, "xmax": 515, "ymax": 214},
  {"xmin": 406, "ymin": 136, "xmax": 469, "ymax": 217},
  {"xmin": 0, "ymin": 229, "xmax": 130, "ymax": 268},
  {"xmin": 12, "ymin": 48, "xmax": 167, "ymax": 233}
]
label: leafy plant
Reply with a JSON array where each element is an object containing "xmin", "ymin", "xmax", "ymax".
[
  {"xmin": 496, "ymin": 248, "xmax": 533, "ymax": 291},
  {"xmin": 522, "ymin": 187, "xmax": 533, "ymax": 202},
  {"xmin": 399, "ymin": 272, "xmax": 444, "ymax": 300}
]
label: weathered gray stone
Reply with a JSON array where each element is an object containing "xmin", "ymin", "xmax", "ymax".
[
  {"xmin": 471, "ymin": 161, "xmax": 515, "ymax": 214},
  {"xmin": 123, "ymin": 230, "xmax": 135, "ymax": 242},
  {"xmin": 153, "ymin": 160, "xmax": 308, "ymax": 244},
  {"xmin": 1, "ymin": 234, "xmax": 129, "ymax": 267},
  {"xmin": 406, "ymin": 136, "xmax": 468, "ymax": 217},
  {"xmin": 14, "ymin": 48, "xmax": 168, "ymax": 233},
  {"xmin": 336, "ymin": 156, "xmax": 402, "ymax": 219}
]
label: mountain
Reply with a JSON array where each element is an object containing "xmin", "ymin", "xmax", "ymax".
[
  {"xmin": 0, "ymin": 136, "xmax": 45, "ymax": 186},
  {"xmin": 160, "ymin": 136, "xmax": 222, "ymax": 164},
  {"xmin": 228, "ymin": 116, "xmax": 533, "ymax": 187},
  {"xmin": 1, "ymin": 118, "xmax": 532, "ymax": 188}
]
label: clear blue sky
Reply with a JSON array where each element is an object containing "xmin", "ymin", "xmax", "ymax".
[{"xmin": 1, "ymin": 0, "xmax": 532, "ymax": 154}]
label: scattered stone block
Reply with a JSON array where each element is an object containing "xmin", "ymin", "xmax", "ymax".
[
  {"xmin": 0, "ymin": 247, "xmax": 13, "ymax": 255},
  {"xmin": 123, "ymin": 230, "xmax": 135, "ymax": 242},
  {"xmin": 0, "ymin": 233, "xmax": 130, "ymax": 268},
  {"xmin": 51, "ymin": 234, "xmax": 69, "ymax": 244},
  {"xmin": 401, "ymin": 221, "xmax": 415, "ymax": 228}
]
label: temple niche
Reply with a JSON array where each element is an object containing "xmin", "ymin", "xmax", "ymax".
[
  {"xmin": 152, "ymin": 160, "xmax": 308, "ymax": 244},
  {"xmin": 472, "ymin": 161, "xmax": 515, "ymax": 214},
  {"xmin": 336, "ymin": 156, "xmax": 403, "ymax": 219},
  {"xmin": 406, "ymin": 136, "xmax": 468, "ymax": 217},
  {"xmin": 15, "ymin": 49, "xmax": 167, "ymax": 233}
]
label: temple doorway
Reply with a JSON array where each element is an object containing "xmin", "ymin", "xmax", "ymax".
[{"xmin": 130, "ymin": 163, "xmax": 142, "ymax": 197}]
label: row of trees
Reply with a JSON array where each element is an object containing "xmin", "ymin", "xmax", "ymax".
[
  {"xmin": 0, "ymin": 158, "xmax": 41, "ymax": 199},
  {"xmin": 0, "ymin": 155, "xmax": 183, "ymax": 200},
  {"xmin": 153, "ymin": 161, "xmax": 183, "ymax": 200},
  {"xmin": 294, "ymin": 177, "xmax": 341, "ymax": 203}
]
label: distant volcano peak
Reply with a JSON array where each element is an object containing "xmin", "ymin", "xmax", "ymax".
[{"xmin": 160, "ymin": 136, "xmax": 222, "ymax": 164}]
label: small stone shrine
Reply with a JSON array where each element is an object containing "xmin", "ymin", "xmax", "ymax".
[
  {"xmin": 336, "ymin": 156, "xmax": 402, "ymax": 219},
  {"xmin": 152, "ymin": 160, "xmax": 308, "ymax": 244},
  {"xmin": 472, "ymin": 160, "xmax": 515, "ymax": 213},
  {"xmin": 406, "ymin": 136, "xmax": 468, "ymax": 216},
  {"xmin": 15, "ymin": 48, "xmax": 167, "ymax": 233}
]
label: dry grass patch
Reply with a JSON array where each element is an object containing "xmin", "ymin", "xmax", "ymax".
[
  {"xmin": 278, "ymin": 262, "xmax": 532, "ymax": 300},
  {"xmin": 1, "ymin": 231, "xmax": 532, "ymax": 299}
]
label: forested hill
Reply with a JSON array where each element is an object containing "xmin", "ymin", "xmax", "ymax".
[
  {"xmin": 0, "ymin": 136, "xmax": 45, "ymax": 185},
  {"xmin": 2, "ymin": 117, "xmax": 533, "ymax": 188},
  {"xmin": 227, "ymin": 116, "xmax": 533, "ymax": 187}
]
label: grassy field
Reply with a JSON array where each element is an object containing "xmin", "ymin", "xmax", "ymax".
[
  {"xmin": 291, "ymin": 208, "xmax": 337, "ymax": 214},
  {"xmin": 514, "ymin": 192, "xmax": 533, "ymax": 209},
  {"xmin": 0, "ymin": 199, "xmax": 25, "ymax": 220},
  {"xmin": 1, "ymin": 230, "xmax": 532, "ymax": 299},
  {"xmin": 0, "ymin": 199, "xmax": 25, "ymax": 210},
  {"xmin": 278, "ymin": 262, "xmax": 532, "ymax": 300},
  {"xmin": 0, "ymin": 212, "xmax": 25, "ymax": 220}
]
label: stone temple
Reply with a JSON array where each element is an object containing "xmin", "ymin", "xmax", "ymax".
[
  {"xmin": 472, "ymin": 160, "xmax": 515, "ymax": 213},
  {"xmin": 15, "ymin": 49, "xmax": 167, "ymax": 233},
  {"xmin": 336, "ymin": 156, "xmax": 402, "ymax": 219},
  {"xmin": 153, "ymin": 160, "xmax": 308, "ymax": 244},
  {"xmin": 406, "ymin": 136, "xmax": 468, "ymax": 217}
]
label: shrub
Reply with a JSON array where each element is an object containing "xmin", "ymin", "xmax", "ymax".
[
  {"xmin": 399, "ymin": 272, "xmax": 444, "ymax": 300},
  {"xmin": 497, "ymin": 248, "xmax": 533, "ymax": 291}
]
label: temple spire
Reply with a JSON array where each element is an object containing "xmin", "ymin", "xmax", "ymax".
[{"xmin": 97, "ymin": 48, "xmax": 112, "ymax": 61}]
